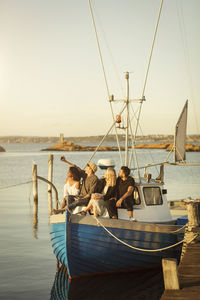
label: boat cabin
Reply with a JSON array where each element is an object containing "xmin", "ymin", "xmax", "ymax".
[{"xmin": 117, "ymin": 178, "xmax": 172, "ymax": 223}]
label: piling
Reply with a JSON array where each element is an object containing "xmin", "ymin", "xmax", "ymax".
[
  {"xmin": 185, "ymin": 198, "xmax": 200, "ymax": 228},
  {"xmin": 48, "ymin": 154, "xmax": 53, "ymax": 215},
  {"xmin": 180, "ymin": 198, "xmax": 200, "ymax": 260},
  {"xmin": 161, "ymin": 198, "xmax": 200, "ymax": 299},
  {"xmin": 32, "ymin": 163, "xmax": 38, "ymax": 216}
]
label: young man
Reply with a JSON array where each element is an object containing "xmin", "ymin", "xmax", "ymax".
[
  {"xmin": 110, "ymin": 166, "xmax": 136, "ymax": 221},
  {"xmin": 60, "ymin": 156, "xmax": 98, "ymax": 211}
]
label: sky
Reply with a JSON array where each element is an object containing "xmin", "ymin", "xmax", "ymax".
[{"xmin": 0, "ymin": 0, "xmax": 199, "ymax": 137}]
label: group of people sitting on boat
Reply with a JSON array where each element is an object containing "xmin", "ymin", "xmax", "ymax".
[{"xmin": 53, "ymin": 155, "xmax": 136, "ymax": 221}]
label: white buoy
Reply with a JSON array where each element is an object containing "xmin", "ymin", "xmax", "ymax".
[{"xmin": 97, "ymin": 159, "xmax": 115, "ymax": 170}]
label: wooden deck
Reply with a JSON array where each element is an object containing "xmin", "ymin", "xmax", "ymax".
[{"xmin": 161, "ymin": 240, "xmax": 200, "ymax": 300}]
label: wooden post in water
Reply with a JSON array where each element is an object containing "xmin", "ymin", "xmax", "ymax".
[
  {"xmin": 48, "ymin": 154, "xmax": 53, "ymax": 215},
  {"xmin": 32, "ymin": 163, "xmax": 38, "ymax": 216},
  {"xmin": 162, "ymin": 258, "xmax": 180, "ymax": 290}
]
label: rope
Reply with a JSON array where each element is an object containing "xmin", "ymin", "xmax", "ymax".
[
  {"xmin": 176, "ymin": 1, "xmax": 199, "ymax": 133},
  {"xmin": 86, "ymin": 103, "xmax": 126, "ymax": 164},
  {"xmin": 141, "ymin": 0, "xmax": 164, "ymax": 98},
  {"xmin": 129, "ymin": 104, "xmax": 160, "ymax": 176},
  {"xmin": 0, "ymin": 180, "xmax": 32, "ymax": 190},
  {"xmin": 127, "ymin": 107, "xmax": 141, "ymax": 180},
  {"xmin": 88, "ymin": 0, "xmax": 123, "ymax": 165},
  {"xmin": 88, "ymin": 0, "xmax": 110, "ymax": 97},
  {"xmin": 180, "ymin": 222, "xmax": 199, "ymax": 261},
  {"xmin": 169, "ymin": 224, "xmax": 186, "ymax": 233},
  {"xmin": 95, "ymin": 217, "xmax": 185, "ymax": 252},
  {"xmin": 134, "ymin": 0, "xmax": 164, "ymax": 140}
]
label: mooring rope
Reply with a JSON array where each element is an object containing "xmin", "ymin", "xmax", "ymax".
[
  {"xmin": 0, "ymin": 180, "xmax": 32, "ymax": 190},
  {"xmin": 94, "ymin": 217, "xmax": 186, "ymax": 252},
  {"xmin": 169, "ymin": 224, "xmax": 186, "ymax": 233}
]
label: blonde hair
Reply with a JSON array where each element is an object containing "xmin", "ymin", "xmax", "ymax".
[{"xmin": 104, "ymin": 168, "xmax": 116, "ymax": 187}]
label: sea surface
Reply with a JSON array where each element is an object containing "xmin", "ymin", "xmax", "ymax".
[{"xmin": 0, "ymin": 143, "xmax": 200, "ymax": 300}]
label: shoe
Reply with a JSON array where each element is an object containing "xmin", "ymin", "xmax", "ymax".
[
  {"xmin": 80, "ymin": 210, "xmax": 87, "ymax": 216},
  {"xmin": 129, "ymin": 217, "xmax": 137, "ymax": 222}
]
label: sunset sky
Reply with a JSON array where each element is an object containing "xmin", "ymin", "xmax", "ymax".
[{"xmin": 0, "ymin": 0, "xmax": 199, "ymax": 137}]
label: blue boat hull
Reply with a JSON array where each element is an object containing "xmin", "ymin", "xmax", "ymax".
[{"xmin": 50, "ymin": 213, "xmax": 183, "ymax": 278}]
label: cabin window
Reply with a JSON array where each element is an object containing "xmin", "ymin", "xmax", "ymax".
[
  {"xmin": 133, "ymin": 187, "xmax": 141, "ymax": 205},
  {"xmin": 143, "ymin": 187, "xmax": 163, "ymax": 206}
]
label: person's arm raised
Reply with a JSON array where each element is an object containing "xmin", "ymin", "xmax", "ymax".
[{"xmin": 60, "ymin": 156, "xmax": 75, "ymax": 167}]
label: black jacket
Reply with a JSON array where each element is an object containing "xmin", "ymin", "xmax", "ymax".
[{"xmin": 95, "ymin": 178, "xmax": 116, "ymax": 201}]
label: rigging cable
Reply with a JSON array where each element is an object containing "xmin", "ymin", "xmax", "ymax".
[
  {"xmin": 176, "ymin": 0, "xmax": 199, "ymax": 133},
  {"xmin": 127, "ymin": 107, "xmax": 141, "ymax": 180},
  {"xmin": 129, "ymin": 103, "xmax": 159, "ymax": 175},
  {"xmin": 87, "ymin": 103, "xmax": 126, "ymax": 164},
  {"xmin": 134, "ymin": 0, "xmax": 164, "ymax": 139},
  {"xmin": 88, "ymin": 0, "xmax": 123, "ymax": 165},
  {"xmin": 0, "ymin": 180, "xmax": 32, "ymax": 190},
  {"xmin": 92, "ymin": 5, "xmax": 126, "ymax": 98}
]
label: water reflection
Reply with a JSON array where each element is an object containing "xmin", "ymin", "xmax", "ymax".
[
  {"xmin": 50, "ymin": 266, "xmax": 69, "ymax": 300},
  {"xmin": 33, "ymin": 210, "xmax": 38, "ymax": 239},
  {"xmin": 50, "ymin": 266, "xmax": 164, "ymax": 300}
]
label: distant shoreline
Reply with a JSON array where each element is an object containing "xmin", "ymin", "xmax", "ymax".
[
  {"xmin": 0, "ymin": 134, "xmax": 200, "ymax": 144},
  {"xmin": 41, "ymin": 141, "xmax": 200, "ymax": 152}
]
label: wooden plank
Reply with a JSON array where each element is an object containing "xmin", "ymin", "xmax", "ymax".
[
  {"xmin": 180, "ymin": 258, "xmax": 200, "ymax": 265},
  {"xmin": 183, "ymin": 243, "xmax": 200, "ymax": 249},
  {"xmin": 192, "ymin": 227, "xmax": 200, "ymax": 233},
  {"xmin": 161, "ymin": 286, "xmax": 200, "ymax": 300},
  {"xmin": 50, "ymin": 214, "xmax": 65, "ymax": 224},
  {"xmin": 180, "ymin": 278, "xmax": 200, "ymax": 285},
  {"xmin": 179, "ymin": 266, "xmax": 200, "ymax": 273},
  {"xmin": 162, "ymin": 259, "xmax": 180, "ymax": 290},
  {"xmin": 181, "ymin": 251, "xmax": 200, "ymax": 257}
]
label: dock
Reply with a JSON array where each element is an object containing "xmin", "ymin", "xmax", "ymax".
[{"xmin": 161, "ymin": 200, "xmax": 200, "ymax": 300}]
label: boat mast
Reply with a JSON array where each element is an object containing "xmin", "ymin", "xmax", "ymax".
[{"xmin": 125, "ymin": 72, "xmax": 130, "ymax": 166}]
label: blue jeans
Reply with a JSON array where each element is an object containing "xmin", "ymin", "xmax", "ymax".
[{"xmin": 68, "ymin": 195, "xmax": 90, "ymax": 210}]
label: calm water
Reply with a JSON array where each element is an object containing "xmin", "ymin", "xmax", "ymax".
[{"xmin": 0, "ymin": 143, "xmax": 200, "ymax": 300}]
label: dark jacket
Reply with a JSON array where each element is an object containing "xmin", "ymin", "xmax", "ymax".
[
  {"xmin": 75, "ymin": 166, "xmax": 98, "ymax": 197},
  {"xmin": 95, "ymin": 178, "xmax": 116, "ymax": 201}
]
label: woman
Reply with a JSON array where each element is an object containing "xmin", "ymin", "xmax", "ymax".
[
  {"xmin": 53, "ymin": 167, "xmax": 80, "ymax": 214},
  {"xmin": 81, "ymin": 168, "xmax": 117, "ymax": 217}
]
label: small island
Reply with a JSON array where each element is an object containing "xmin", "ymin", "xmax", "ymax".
[
  {"xmin": 42, "ymin": 142, "xmax": 200, "ymax": 152},
  {"xmin": 41, "ymin": 135, "xmax": 200, "ymax": 152},
  {"xmin": 41, "ymin": 141, "xmax": 122, "ymax": 152},
  {"xmin": 134, "ymin": 143, "xmax": 200, "ymax": 152}
]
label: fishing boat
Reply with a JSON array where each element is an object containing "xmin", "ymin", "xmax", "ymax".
[
  {"xmin": 50, "ymin": 95, "xmax": 186, "ymax": 278},
  {"xmin": 50, "ymin": 0, "xmax": 199, "ymax": 279}
]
